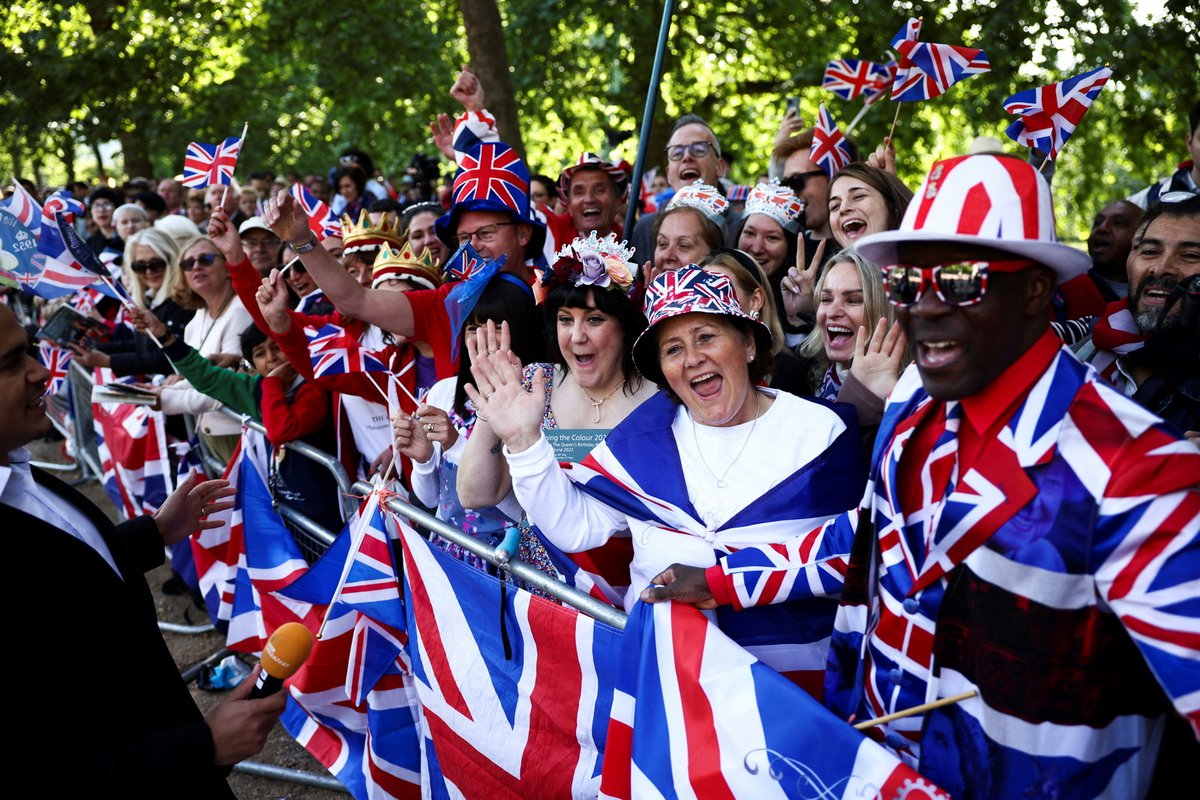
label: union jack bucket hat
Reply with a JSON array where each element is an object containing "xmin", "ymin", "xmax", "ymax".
[
  {"xmin": 855, "ymin": 154, "xmax": 1090, "ymax": 282},
  {"xmin": 632, "ymin": 266, "xmax": 772, "ymax": 385}
]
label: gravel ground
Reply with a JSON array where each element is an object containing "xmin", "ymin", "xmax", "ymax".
[{"xmin": 29, "ymin": 435, "xmax": 349, "ymax": 799}]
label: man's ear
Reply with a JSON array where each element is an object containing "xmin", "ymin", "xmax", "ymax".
[
  {"xmin": 517, "ymin": 223, "xmax": 532, "ymax": 248},
  {"xmin": 1025, "ymin": 266, "xmax": 1058, "ymax": 317}
]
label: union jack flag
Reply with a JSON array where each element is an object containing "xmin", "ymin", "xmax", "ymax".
[
  {"xmin": 181, "ymin": 136, "xmax": 243, "ymax": 189},
  {"xmin": 892, "ymin": 39, "xmax": 990, "ymax": 102},
  {"xmin": 890, "ymin": 16, "xmax": 922, "ymax": 49},
  {"xmin": 811, "ymin": 104, "xmax": 854, "ymax": 178},
  {"xmin": 305, "ymin": 324, "xmax": 389, "ymax": 379},
  {"xmin": 599, "ymin": 599, "xmax": 947, "ymax": 800},
  {"xmin": 440, "ymin": 241, "xmax": 491, "ymax": 282},
  {"xmin": 452, "ymin": 142, "xmax": 529, "ymax": 213},
  {"xmin": 0, "ymin": 178, "xmax": 42, "ymax": 232},
  {"xmin": 823, "ymin": 59, "xmax": 894, "ymax": 102},
  {"xmin": 399, "ymin": 519, "xmax": 619, "ymax": 797},
  {"xmin": 1002, "ymin": 66, "xmax": 1113, "ymax": 160},
  {"xmin": 643, "ymin": 265, "xmax": 739, "ymax": 324},
  {"xmin": 41, "ymin": 190, "xmax": 85, "ymax": 226},
  {"xmin": 863, "ymin": 61, "xmax": 898, "ymax": 106},
  {"xmin": 37, "ymin": 342, "xmax": 73, "ymax": 395},
  {"xmin": 290, "ymin": 182, "xmax": 340, "ymax": 241},
  {"xmin": 0, "ymin": 208, "xmax": 40, "ymax": 284},
  {"xmin": 92, "ymin": 381, "xmax": 171, "ymax": 520}
]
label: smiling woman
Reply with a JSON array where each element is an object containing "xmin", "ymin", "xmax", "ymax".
[{"xmin": 826, "ymin": 163, "xmax": 913, "ymax": 251}]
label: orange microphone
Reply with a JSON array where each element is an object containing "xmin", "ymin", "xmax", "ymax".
[{"xmin": 248, "ymin": 622, "xmax": 314, "ymax": 699}]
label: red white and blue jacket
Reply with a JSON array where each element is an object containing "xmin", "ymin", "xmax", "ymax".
[{"xmin": 708, "ymin": 338, "xmax": 1200, "ymax": 799}]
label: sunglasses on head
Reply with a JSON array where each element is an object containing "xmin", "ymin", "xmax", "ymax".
[
  {"xmin": 883, "ymin": 259, "xmax": 1034, "ymax": 308},
  {"xmin": 180, "ymin": 253, "xmax": 221, "ymax": 271},
  {"xmin": 131, "ymin": 258, "xmax": 167, "ymax": 274},
  {"xmin": 780, "ymin": 170, "xmax": 827, "ymax": 195}
]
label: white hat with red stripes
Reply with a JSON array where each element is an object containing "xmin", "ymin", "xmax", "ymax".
[{"xmin": 855, "ymin": 154, "xmax": 1090, "ymax": 281}]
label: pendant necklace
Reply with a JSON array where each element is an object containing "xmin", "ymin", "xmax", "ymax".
[
  {"xmin": 692, "ymin": 390, "xmax": 760, "ymax": 489},
  {"xmin": 580, "ymin": 381, "xmax": 622, "ymax": 424}
]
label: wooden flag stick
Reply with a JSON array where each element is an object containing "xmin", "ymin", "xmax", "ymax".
[
  {"xmin": 886, "ymin": 102, "xmax": 903, "ymax": 144},
  {"xmin": 220, "ymin": 122, "xmax": 250, "ymax": 211},
  {"xmin": 853, "ymin": 690, "xmax": 977, "ymax": 730}
]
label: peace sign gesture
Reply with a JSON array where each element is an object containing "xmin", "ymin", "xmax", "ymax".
[{"xmin": 780, "ymin": 237, "xmax": 826, "ymax": 327}]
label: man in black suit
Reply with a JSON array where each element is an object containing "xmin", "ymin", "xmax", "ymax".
[{"xmin": 0, "ymin": 303, "xmax": 286, "ymax": 797}]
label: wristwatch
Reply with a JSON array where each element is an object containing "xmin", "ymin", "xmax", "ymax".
[{"xmin": 290, "ymin": 236, "xmax": 319, "ymax": 254}]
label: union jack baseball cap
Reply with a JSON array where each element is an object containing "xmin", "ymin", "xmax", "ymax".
[
  {"xmin": 631, "ymin": 266, "xmax": 772, "ymax": 385},
  {"xmin": 855, "ymin": 154, "xmax": 1090, "ymax": 281}
]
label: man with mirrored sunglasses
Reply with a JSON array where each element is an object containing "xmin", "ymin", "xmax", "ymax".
[{"xmin": 642, "ymin": 153, "xmax": 1200, "ymax": 798}]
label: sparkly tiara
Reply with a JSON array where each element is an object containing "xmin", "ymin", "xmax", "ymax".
[
  {"xmin": 664, "ymin": 181, "xmax": 729, "ymax": 225},
  {"xmin": 542, "ymin": 231, "xmax": 636, "ymax": 296},
  {"xmin": 743, "ymin": 180, "xmax": 804, "ymax": 232}
]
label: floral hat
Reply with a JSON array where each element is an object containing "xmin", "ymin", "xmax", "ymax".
[{"xmin": 541, "ymin": 231, "xmax": 636, "ymax": 296}]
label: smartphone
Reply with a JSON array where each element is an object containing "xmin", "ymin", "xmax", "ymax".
[{"xmin": 785, "ymin": 96, "xmax": 800, "ymax": 115}]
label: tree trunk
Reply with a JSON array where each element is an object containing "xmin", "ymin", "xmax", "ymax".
[
  {"xmin": 91, "ymin": 140, "xmax": 106, "ymax": 182},
  {"xmin": 61, "ymin": 131, "xmax": 76, "ymax": 185},
  {"xmin": 457, "ymin": 0, "xmax": 525, "ymax": 158},
  {"xmin": 120, "ymin": 129, "xmax": 154, "ymax": 181},
  {"xmin": 8, "ymin": 144, "xmax": 23, "ymax": 182}
]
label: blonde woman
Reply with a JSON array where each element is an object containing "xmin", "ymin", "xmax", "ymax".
[{"xmin": 72, "ymin": 228, "xmax": 194, "ymax": 376}]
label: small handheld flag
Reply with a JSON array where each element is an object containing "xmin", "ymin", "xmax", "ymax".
[
  {"xmin": 811, "ymin": 104, "xmax": 854, "ymax": 178},
  {"xmin": 1003, "ymin": 66, "xmax": 1113, "ymax": 160},
  {"xmin": 181, "ymin": 133, "xmax": 244, "ymax": 189}
]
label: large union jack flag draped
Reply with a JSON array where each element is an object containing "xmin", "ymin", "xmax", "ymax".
[
  {"xmin": 451, "ymin": 142, "xmax": 530, "ymax": 213},
  {"xmin": 811, "ymin": 104, "xmax": 854, "ymax": 178},
  {"xmin": 181, "ymin": 136, "xmax": 243, "ymax": 189},
  {"xmin": 306, "ymin": 323, "xmax": 390, "ymax": 379},
  {"xmin": 892, "ymin": 37, "xmax": 990, "ymax": 102},
  {"xmin": 1002, "ymin": 66, "xmax": 1113, "ymax": 160},
  {"xmin": 823, "ymin": 59, "xmax": 895, "ymax": 103},
  {"xmin": 600, "ymin": 599, "xmax": 948, "ymax": 800},
  {"xmin": 290, "ymin": 182, "xmax": 340, "ymax": 241}
]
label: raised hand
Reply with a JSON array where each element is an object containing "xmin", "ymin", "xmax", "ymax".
[
  {"xmin": 262, "ymin": 189, "xmax": 311, "ymax": 245},
  {"xmin": 463, "ymin": 321, "xmax": 545, "ymax": 454},
  {"xmin": 449, "ymin": 65, "xmax": 485, "ymax": 112},
  {"xmin": 772, "ymin": 106, "xmax": 805, "ymax": 151},
  {"xmin": 429, "ymin": 113, "xmax": 456, "ymax": 161},
  {"xmin": 866, "ymin": 136, "xmax": 897, "ymax": 175},
  {"xmin": 848, "ymin": 317, "xmax": 907, "ymax": 400},
  {"xmin": 781, "ymin": 237, "xmax": 825, "ymax": 324},
  {"xmin": 255, "ymin": 270, "xmax": 292, "ymax": 333},
  {"xmin": 207, "ymin": 208, "xmax": 245, "ymax": 264},
  {"xmin": 152, "ymin": 470, "xmax": 237, "ymax": 546}
]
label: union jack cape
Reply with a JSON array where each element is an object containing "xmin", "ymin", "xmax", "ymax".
[{"xmin": 1003, "ymin": 66, "xmax": 1113, "ymax": 160}]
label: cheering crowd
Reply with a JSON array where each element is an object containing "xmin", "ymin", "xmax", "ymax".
[{"xmin": 2, "ymin": 38, "xmax": 1200, "ymax": 798}]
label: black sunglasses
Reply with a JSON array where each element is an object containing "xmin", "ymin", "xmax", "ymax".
[
  {"xmin": 181, "ymin": 253, "xmax": 221, "ymax": 271},
  {"xmin": 781, "ymin": 170, "xmax": 828, "ymax": 195},
  {"xmin": 131, "ymin": 258, "xmax": 167, "ymax": 274}
]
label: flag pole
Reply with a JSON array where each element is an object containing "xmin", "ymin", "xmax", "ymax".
[
  {"xmin": 220, "ymin": 122, "xmax": 249, "ymax": 211},
  {"xmin": 886, "ymin": 102, "xmax": 903, "ymax": 143},
  {"xmin": 844, "ymin": 100, "xmax": 874, "ymax": 135},
  {"xmin": 622, "ymin": 0, "xmax": 677, "ymax": 242},
  {"xmin": 853, "ymin": 690, "xmax": 977, "ymax": 730}
]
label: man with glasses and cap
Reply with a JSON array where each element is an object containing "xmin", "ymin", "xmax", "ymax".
[
  {"xmin": 642, "ymin": 154, "xmax": 1200, "ymax": 799},
  {"xmin": 630, "ymin": 114, "xmax": 741, "ymax": 265}
]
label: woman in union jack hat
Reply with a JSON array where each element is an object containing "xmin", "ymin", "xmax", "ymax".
[{"xmin": 468, "ymin": 265, "xmax": 866, "ymax": 686}]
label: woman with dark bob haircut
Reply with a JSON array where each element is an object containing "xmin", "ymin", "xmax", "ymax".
[
  {"xmin": 826, "ymin": 162, "xmax": 913, "ymax": 250},
  {"xmin": 457, "ymin": 235, "xmax": 656, "ymax": 545}
]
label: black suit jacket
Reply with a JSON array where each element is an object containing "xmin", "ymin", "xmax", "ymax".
[{"xmin": 2, "ymin": 468, "xmax": 234, "ymax": 798}]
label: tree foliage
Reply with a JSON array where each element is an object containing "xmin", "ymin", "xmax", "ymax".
[{"xmin": 2, "ymin": 0, "xmax": 1197, "ymax": 237}]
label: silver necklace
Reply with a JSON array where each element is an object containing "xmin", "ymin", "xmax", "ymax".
[{"xmin": 691, "ymin": 390, "xmax": 760, "ymax": 489}]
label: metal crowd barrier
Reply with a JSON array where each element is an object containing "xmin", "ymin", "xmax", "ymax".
[
  {"xmin": 352, "ymin": 481, "xmax": 629, "ymax": 631},
  {"xmin": 38, "ymin": 362, "xmax": 105, "ymax": 480}
]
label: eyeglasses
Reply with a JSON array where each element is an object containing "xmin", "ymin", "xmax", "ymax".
[
  {"xmin": 780, "ymin": 170, "xmax": 828, "ymax": 194},
  {"xmin": 241, "ymin": 236, "xmax": 278, "ymax": 250},
  {"xmin": 91, "ymin": 201, "xmax": 115, "ymax": 211},
  {"xmin": 883, "ymin": 260, "xmax": 1034, "ymax": 308},
  {"xmin": 131, "ymin": 258, "xmax": 167, "ymax": 274},
  {"xmin": 665, "ymin": 141, "xmax": 718, "ymax": 162},
  {"xmin": 180, "ymin": 253, "xmax": 222, "ymax": 271},
  {"xmin": 454, "ymin": 222, "xmax": 519, "ymax": 246}
]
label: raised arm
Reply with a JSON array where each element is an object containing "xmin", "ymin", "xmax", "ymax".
[
  {"xmin": 261, "ymin": 190, "xmax": 416, "ymax": 337},
  {"xmin": 457, "ymin": 323, "xmax": 514, "ymax": 508}
]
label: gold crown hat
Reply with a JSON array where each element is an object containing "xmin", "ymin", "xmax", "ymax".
[
  {"xmin": 371, "ymin": 239, "xmax": 442, "ymax": 290},
  {"xmin": 341, "ymin": 209, "xmax": 404, "ymax": 254}
]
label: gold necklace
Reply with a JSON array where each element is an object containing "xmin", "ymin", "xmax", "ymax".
[
  {"xmin": 691, "ymin": 390, "xmax": 761, "ymax": 489},
  {"xmin": 580, "ymin": 381, "xmax": 622, "ymax": 424}
]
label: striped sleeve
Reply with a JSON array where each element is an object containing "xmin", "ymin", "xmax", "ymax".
[{"xmin": 708, "ymin": 510, "xmax": 858, "ymax": 611}]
